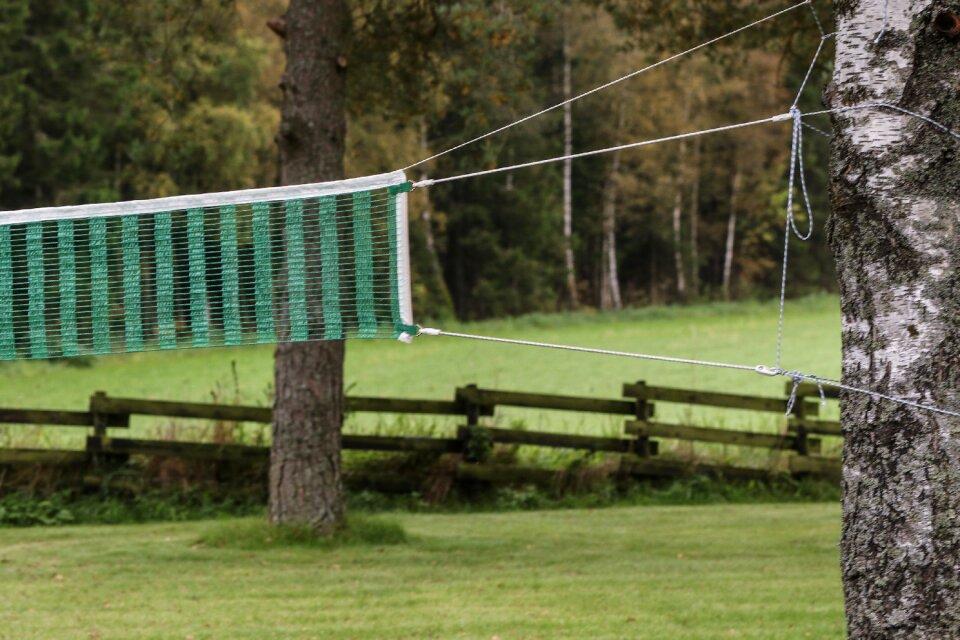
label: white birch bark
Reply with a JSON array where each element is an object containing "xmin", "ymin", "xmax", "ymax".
[
  {"xmin": 830, "ymin": 1, "xmax": 960, "ymax": 636},
  {"xmin": 600, "ymin": 100, "xmax": 625, "ymax": 310},
  {"xmin": 722, "ymin": 161, "xmax": 742, "ymax": 301}
]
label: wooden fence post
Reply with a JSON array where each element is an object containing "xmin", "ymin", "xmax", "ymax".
[
  {"xmin": 787, "ymin": 382, "xmax": 821, "ymax": 457},
  {"xmin": 630, "ymin": 381, "xmax": 656, "ymax": 457},
  {"xmin": 89, "ymin": 391, "xmax": 108, "ymax": 444}
]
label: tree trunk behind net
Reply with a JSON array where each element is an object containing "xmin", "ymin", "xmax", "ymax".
[
  {"xmin": 562, "ymin": 17, "xmax": 578, "ymax": 310},
  {"xmin": 270, "ymin": 0, "xmax": 348, "ymax": 532},
  {"xmin": 829, "ymin": 1, "xmax": 960, "ymax": 636}
]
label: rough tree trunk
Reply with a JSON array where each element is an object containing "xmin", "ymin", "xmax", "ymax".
[
  {"xmin": 722, "ymin": 160, "xmax": 742, "ymax": 301},
  {"xmin": 829, "ymin": 1, "xmax": 960, "ymax": 636},
  {"xmin": 270, "ymin": 0, "xmax": 348, "ymax": 532},
  {"xmin": 562, "ymin": 18, "xmax": 578, "ymax": 309},
  {"xmin": 599, "ymin": 100, "xmax": 625, "ymax": 311}
]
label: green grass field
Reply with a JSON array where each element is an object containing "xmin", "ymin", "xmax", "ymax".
[
  {"xmin": 0, "ymin": 503, "xmax": 844, "ymax": 639},
  {"xmin": 0, "ymin": 294, "xmax": 842, "ymax": 449}
]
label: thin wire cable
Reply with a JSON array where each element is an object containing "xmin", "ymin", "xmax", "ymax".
[
  {"xmin": 775, "ymin": 107, "xmax": 816, "ymax": 369},
  {"xmin": 875, "ymin": 0, "xmax": 890, "ymax": 43},
  {"xmin": 401, "ymin": 0, "xmax": 812, "ymax": 171},
  {"xmin": 802, "ymin": 121, "xmax": 831, "ymax": 138},
  {"xmin": 414, "ymin": 114, "xmax": 792, "ymax": 188},
  {"xmin": 416, "ymin": 329, "xmax": 960, "ymax": 419},
  {"xmin": 792, "ymin": 33, "xmax": 833, "ymax": 109},
  {"xmin": 807, "ymin": 0, "xmax": 827, "ymax": 36},
  {"xmin": 806, "ymin": 103, "xmax": 960, "ymax": 140},
  {"xmin": 772, "ymin": 368, "xmax": 960, "ymax": 419},
  {"xmin": 417, "ymin": 327, "xmax": 758, "ymax": 372}
]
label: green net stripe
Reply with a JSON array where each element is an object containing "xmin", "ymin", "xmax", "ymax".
[
  {"xmin": 0, "ymin": 226, "xmax": 15, "ymax": 359},
  {"xmin": 155, "ymin": 212, "xmax": 177, "ymax": 349},
  {"xmin": 220, "ymin": 206, "xmax": 242, "ymax": 347},
  {"xmin": 89, "ymin": 217, "xmax": 111, "ymax": 355},
  {"xmin": 57, "ymin": 220, "xmax": 79, "ymax": 357},
  {"xmin": 319, "ymin": 195, "xmax": 342, "ymax": 340},
  {"xmin": 122, "ymin": 216, "xmax": 144, "ymax": 353},
  {"xmin": 252, "ymin": 201, "xmax": 275, "ymax": 344},
  {"xmin": 0, "ymin": 175, "xmax": 413, "ymax": 360}
]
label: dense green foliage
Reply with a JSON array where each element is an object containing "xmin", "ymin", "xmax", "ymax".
[
  {"xmin": 0, "ymin": 0, "xmax": 839, "ymax": 325},
  {"xmin": 0, "ymin": 488, "xmax": 263, "ymax": 526},
  {"xmin": 0, "ymin": 474, "xmax": 840, "ymax": 527}
]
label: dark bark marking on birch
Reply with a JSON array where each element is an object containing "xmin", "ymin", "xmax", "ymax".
[{"xmin": 831, "ymin": 1, "xmax": 960, "ymax": 637}]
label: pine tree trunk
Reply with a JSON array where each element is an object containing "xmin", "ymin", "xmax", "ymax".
[
  {"xmin": 722, "ymin": 161, "xmax": 742, "ymax": 301},
  {"xmin": 270, "ymin": 0, "xmax": 348, "ymax": 533},
  {"xmin": 599, "ymin": 100, "xmax": 624, "ymax": 311},
  {"xmin": 829, "ymin": 1, "xmax": 960, "ymax": 636},
  {"xmin": 562, "ymin": 19, "xmax": 578, "ymax": 309}
]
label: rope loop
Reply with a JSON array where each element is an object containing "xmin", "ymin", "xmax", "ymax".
[{"xmin": 787, "ymin": 107, "xmax": 815, "ymax": 241}]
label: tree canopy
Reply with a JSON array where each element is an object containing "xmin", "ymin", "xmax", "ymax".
[{"xmin": 0, "ymin": 0, "xmax": 836, "ymax": 324}]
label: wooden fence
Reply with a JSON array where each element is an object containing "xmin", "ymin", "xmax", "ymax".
[{"xmin": 0, "ymin": 381, "xmax": 843, "ymax": 487}]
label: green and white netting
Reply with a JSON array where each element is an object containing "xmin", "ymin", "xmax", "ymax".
[{"xmin": 0, "ymin": 171, "xmax": 415, "ymax": 360}]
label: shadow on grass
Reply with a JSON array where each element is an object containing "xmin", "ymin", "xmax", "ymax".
[{"xmin": 198, "ymin": 514, "xmax": 407, "ymax": 550}]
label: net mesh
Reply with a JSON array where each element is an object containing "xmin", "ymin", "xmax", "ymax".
[{"xmin": 0, "ymin": 173, "xmax": 414, "ymax": 360}]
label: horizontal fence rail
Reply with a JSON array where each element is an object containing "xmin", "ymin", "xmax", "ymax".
[{"xmin": 0, "ymin": 379, "xmax": 843, "ymax": 484}]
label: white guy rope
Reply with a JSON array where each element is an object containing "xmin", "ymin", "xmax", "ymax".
[
  {"xmin": 807, "ymin": 0, "xmax": 827, "ymax": 36},
  {"xmin": 875, "ymin": 0, "xmax": 890, "ymax": 43},
  {"xmin": 413, "ymin": 114, "xmax": 793, "ymax": 188},
  {"xmin": 806, "ymin": 103, "xmax": 960, "ymax": 140},
  {"xmin": 775, "ymin": 27, "xmax": 833, "ymax": 370},
  {"xmin": 402, "ymin": 0, "xmax": 812, "ymax": 171},
  {"xmin": 802, "ymin": 121, "xmax": 832, "ymax": 138},
  {"xmin": 792, "ymin": 33, "xmax": 834, "ymax": 109},
  {"xmin": 415, "ymin": 328, "xmax": 960, "ymax": 419},
  {"xmin": 0, "ymin": 171, "xmax": 408, "ymax": 227},
  {"xmin": 775, "ymin": 107, "xmax": 815, "ymax": 370},
  {"xmin": 417, "ymin": 327, "xmax": 758, "ymax": 372}
]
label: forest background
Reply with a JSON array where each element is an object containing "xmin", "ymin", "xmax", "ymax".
[{"xmin": 0, "ymin": 0, "xmax": 834, "ymax": 323}]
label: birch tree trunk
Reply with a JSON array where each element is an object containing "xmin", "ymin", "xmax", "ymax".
[
  {"xmin": 562, "ymin": 19, "xmax": 579, "ymax": 309},
  {"xmin": 270, "ymin": 0, "xmax": 348, "ymax": 533},
  {"xmin": 672, "ymin": 188, "xmax": 686, "ymax": 300},
  {"xmin": 722, "ymin": 160, "xmax": 742, "ymax": 301},
  {"xmin": 688, "ymin": 136, "xmax": 702, "ymax": 298},
  {"xmin": 829, "ymin": 1, "xmax": 960, "ymax": 636},
  {"xmin": 599, "ymin": 100, "xmax": 625, "ymax": 311}
]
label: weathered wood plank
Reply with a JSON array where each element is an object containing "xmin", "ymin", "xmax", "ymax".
[
  {"xmin": 622, "ymin": 383, "xmax": 789, "ymax": 413},
  {"xmin": 789, "ymin": 419, "xmax": 843, "ymax": 436},
  {"xmin": 625, "ymin": 420, "xmax": 804, "ymax": 450},
  {"xmin": 459, "ymin": 426, "xmax": 634, "ymax": 452},
  {"xmin": 457, "ymin": 387, "xmax": 634, "ymax": 415},
  {"xmin": 789, "ymin": 455, "xmax": 841, "ymax": 481},
  {"xmin": 342, "ymin": 435, "xmax": 461, "ymax": 453},
  {"xmin": 0, "ymin": 449, "xmax": 91, "ymax": 465},
  {"xmin": 88, "ymin": 437, "xmax": 269, "ymax": 462},
  {"xmin": 88, "ymin": 434, "xmax": 461, "ymax": 460},
  {"xmin": 455, "ymin": 463, "xmax": 560, "ymax": 486},
  {"xmin": 347, "ymin": 397, "xmax": 466, "ymax": 415},
  {"xmin": 89, "ymin": 394, "xmax": 468, "ymax": 423},
  {"xmin": 90, "ymin": 395, "xmax": 273, "ymax": 423},
  {"xmin": 620, "ymin": 455, "xmax": 779, "ymax": 480},
  {"xmin": 0, "ymin": 408, "xmax": 127, "ymax": 427}
]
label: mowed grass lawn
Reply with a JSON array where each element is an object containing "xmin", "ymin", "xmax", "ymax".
[
  {"xmin": 0, "ymin": 503, "xmax": 844, "ymax": 639},
  {"xmin": 0, "ymin": 295, "xmax": 841, "ymax": 446}
]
